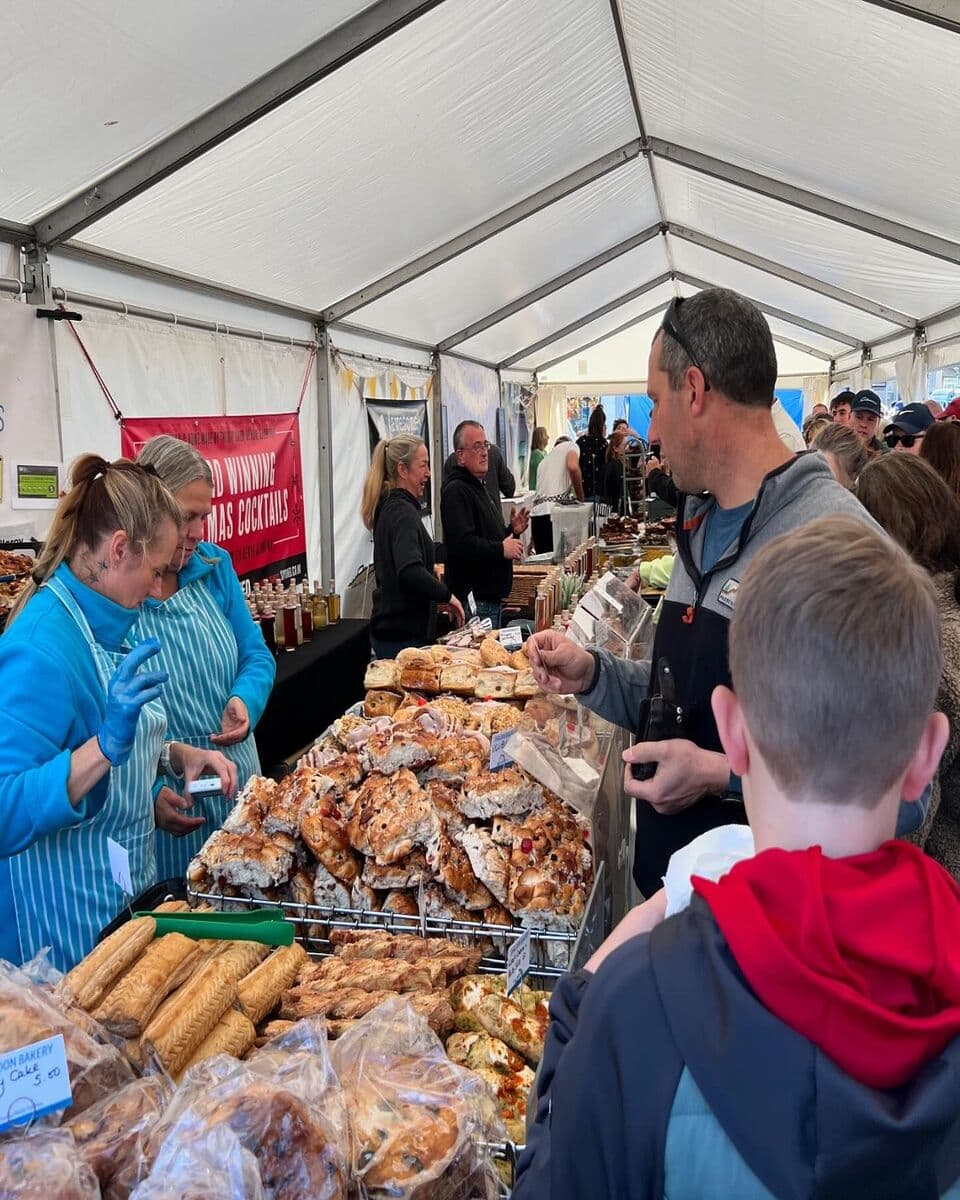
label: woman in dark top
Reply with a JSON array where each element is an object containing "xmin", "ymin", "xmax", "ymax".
[
  {"xmin": 602, "ymin": 430, "xmax": 627, "ymax": 513},
  {"xmin": 576, "ymin": 406, "xmax": 608, "ymax": 501},
  {"xmin": 360, "ymin": 435, "xmax": 464, "ymax": 658}
]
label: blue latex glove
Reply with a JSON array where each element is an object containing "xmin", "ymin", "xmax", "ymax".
[{"xmin": 97, "ymin": 638, "xmax": 168, "ymax": 767}]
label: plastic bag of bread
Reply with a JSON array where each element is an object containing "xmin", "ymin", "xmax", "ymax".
[
  {"xmin": 0, "ymin": 1130, "xmax": 100, "ymax": 1198},
  {"xmin": 143, "ymin": 1018, "xmax": 349, "ymax": 1200},
  {"xmin": 66, "ymin": 1074, "xmax": 173, "ymax": 1199},
  {"xmin": 0, "ymin": 960, "xmax": 134, "ymax": 1132},
  {"xmin": 129, "ymin": 1123, "xmax": 264, "ymax": 1200},
  {"xmin": 331, "ymin": 995, "xmax": 504, "ymax": 1200}
]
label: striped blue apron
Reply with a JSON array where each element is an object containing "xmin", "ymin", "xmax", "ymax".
[
  {"xmin": 8, "ymin": 574, "xmax": 165, "ymax": 971},
  {"xmin": 136, "ymin": 575, "xmax": 261, "ymax": 881}
]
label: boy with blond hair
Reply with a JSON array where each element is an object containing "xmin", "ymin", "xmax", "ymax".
[{"xmin": 515, "ymin": 515, "xmax": 960, "ymax": 1200}]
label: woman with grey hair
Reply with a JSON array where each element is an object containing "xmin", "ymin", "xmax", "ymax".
[{"xmin": 135, "ymin": 434, "xmax": 275, "ymax": 881}]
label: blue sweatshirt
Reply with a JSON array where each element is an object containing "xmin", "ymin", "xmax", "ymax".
[{"xmin": 0, "ymin": 563, "xmax": 139, "ymax": 963}]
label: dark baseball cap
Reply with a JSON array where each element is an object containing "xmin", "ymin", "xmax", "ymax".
[
  {"xmin": 851, "ymin": 389, "xmax": 882, "ymax": 417},
  {"xmin": 890, "ymin": 402, "xmax": 934, "ymax": 435}
]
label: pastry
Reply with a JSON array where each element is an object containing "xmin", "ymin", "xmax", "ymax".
[
  {"xmin": 296, "ymin": 957, "xmax": 435, "ymax": 993},
  {"xmin": 398, "ymin": 663, "xmax": 442, "ymax": 694},
  {"xmin": 426, "ymin": 822, "xmax": 495, "ymax": 911},
  {"xmin": 67, "ymin": 1074, "xmax": 171, "ymax": 1198},
  {"xmin": 426, "ymin": 696, "xmax": 472, "ymax": 726},
  {"xmin": 380, "ymin": 890, "xmax": 419, "ymax": 917},
  {"xmin": 468, "ymin": 701, "xmax": 522, "ymax": 735},
  {"xmin": 480, "ymin": 638, "xmax": 512, "ymax": 667},
  {"xmin": 438, "ymin": 663, "xmax": 478, "ymax": 696},
  {"xmin": 361, "ymin": 730, "xmax": 440, "ymax": 775},
  {"xmin": 429, "ymin": 645, "xmax": 454, "ymax": 664},
  {"xmin": 347, "ymin": 769, "xmax": 438, "ymax": 864},
  {"xmin": 313, "ymin": 752, "xmax": 364, "ymax": 798},
  {"xmin": 364, "ymin": 659, "xmax": 399, "ymax": 690},
  {"xmin": 423, "ymin": 779, "xmax": 468, "ymax": 834},
  {"xmin": 456, "ymin": 827, "xmax": 511, "ymax": 905},
  {"xmin": 350, "ymin": 879, "xmax": 381, "ymax": 912},
  {"xmin": 449, "ymin": 976, "xmax": 547, "ymax": 1065},
  {"xmin": 142, "ymin": 953, "xmax": 245, "ymax": 1078},
  {"xmin": 475, "ymin": 667, "xmax": 517, "ymax": 700},
  {"xmin": 329, "ymin": 930, "xmax": 482, "ymax": 970},
  {"xmin": 189, "ymin": 829, "xmax": 296, "ymax": 892},
  {"xmin": 93, "ymin": 931, "xmax": 202, "ymax": 1037},
  {"xmin": 237, "ymin": 944, "xmax": 308, "ymax": 1026},
  {"xmin": 510, "ymin": 648, "xmax": 530, "ymax": 671},
  {"xmin": 360, "ymin": 849, "xmax": 430, "ymax": 889},
  {"xmin": 513, "ymin": 668, "xmax": 541, "ymax": 699},
  {"xmin": 312, "ymin": 860, "xmax": 354, "ymax": 908},
  {"xmin": 418, "ymin": 735, "xmax": 486, "ymax": 784},
  {"xmin": 300, "ymin": 795, "xmax": 361, "ymax": 885},
  {"xmin": 179, "ymin": 1009, "xmax": 256, "ymax": 1076},
  {"xmin": 222, "ymin": 775, "xmax": 278, "ymax": 834},
  {"xmin": 59, "ymin": 917, "xmax": 157, "ymax": 1012},
  {"xmin": 459, "ymin": 768, "xmax": 542, "ymax": 820},
  {"xmin": 264, "ymin": 768, "xmax": 334, "ymax": 837},
  {"xmin": 395, "ymin": 647, "xmax": 434, "ymax": 668},
  {"xmin": 364, "ymin": 689, "xmax": 402, "ymax": 718}
]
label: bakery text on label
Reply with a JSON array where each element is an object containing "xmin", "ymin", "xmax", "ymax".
[
  {"xmin": 498, "ymin": 626, "xmax": 523, "ymax": 649},
  {"xmin": 0, "ymin": 1034, "xmax": 72, "ymax": 1132}
]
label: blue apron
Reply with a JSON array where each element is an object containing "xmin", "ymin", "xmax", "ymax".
[
  {"xmin": 8, "ymin": 575, "xmax": 165, "ymax": 971},
  {"xmin": 136, "ymin": 574, "xmax": 261, "ymax": 881}
]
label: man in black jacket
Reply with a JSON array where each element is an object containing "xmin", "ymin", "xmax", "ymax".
[
  {"xmin": 442, "ymin": 440, "xmax": 516, "ymax": 510},
  {"xmin": 441, "ymin": 420, "xmax": 529, "ymax": 624}
]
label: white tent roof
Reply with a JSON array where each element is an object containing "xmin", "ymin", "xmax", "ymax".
[{"xmin": 4, "ymin": 0, "xmax": 960, "ymax": 379}]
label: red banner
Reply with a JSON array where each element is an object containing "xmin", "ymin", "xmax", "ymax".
[{"xmin": 120, "ymin": 413, "xmax": 307, "ymax": 582}]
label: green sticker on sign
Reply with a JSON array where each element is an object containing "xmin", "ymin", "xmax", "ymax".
[{"xmin": 17, "ymin": 465, "xmax": 59, "ymax": 500}]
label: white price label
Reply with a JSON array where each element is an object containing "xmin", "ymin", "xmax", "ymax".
[
  {"xmin": 499, "ymin": 625, "xmax": 523, "ymax": 649},
  {"xmin": 489, "ymin": 729, "xmax": 515, "ymax": 771},
  {"xmin": 0, "ymin": 1035, "xmax": 72, "ymax": 1132},
  {"xmin": 467, "ymin": 591, "xmax": 478, "ymax": 617},
  {"xmin": 506, "ymin": 928, "xmax": 531, "ymax": 996},
  {"xmin": 106, "ymin": 836, "xmax": 132, "ymax": 896}
]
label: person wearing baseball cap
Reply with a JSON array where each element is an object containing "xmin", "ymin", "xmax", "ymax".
[
  {"xmin": 938, "ymin": 396, "xmax": 960, "ymax": 423},
  {"xmin": 884, "ymin": 402, "xmax": 934, "ymax": 455},
  {"xmin": 850, "ymin": 390, "xmax": 888, "ymax": 458}
]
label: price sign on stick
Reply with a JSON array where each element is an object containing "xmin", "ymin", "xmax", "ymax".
[
  {"xmin": 499, "ymin": 626, "xmax": 523, "ymax": 649},
  {"xmin": 467, "ymin": 591, "xmax": 478, "ymax": 617},
  {"xmin": 489, "ymin": 729, "xmax": 515, "ymax": 771},
  {"xmin": 0, "ymin": 1035, "xmax": 72, "ymax": 1132},
  {"xmin": 107, "ymin": 837, "xmax": 132, "ymax": 896},
  {"xmin": 506, "ymin": 928, "xmax": 531, "ymax": 996}
]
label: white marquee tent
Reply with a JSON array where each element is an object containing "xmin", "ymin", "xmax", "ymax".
[{"xmin": 2, "ymin": 0, "xmax": 960, "ymax": 579}]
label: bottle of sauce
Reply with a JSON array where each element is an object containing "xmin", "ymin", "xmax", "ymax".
[{"xmin": 326, "ymin": 578, "xmax": 341, "ymax": 624}]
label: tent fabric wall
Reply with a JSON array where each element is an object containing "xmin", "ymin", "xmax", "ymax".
[
  {"xmin": 54, "ymin": 308, "xmax": 323, "ymax": 578},
  {"xmin": 329, "ymin": 343, "xmax": 436, "ymax": 597},
  {"xmin": 439, "ymin": 355, "xmax": 501, "ymax": 456},
  {"xmin": 0, "ymin": 297, "xmax": 60, "ymax": 538}
]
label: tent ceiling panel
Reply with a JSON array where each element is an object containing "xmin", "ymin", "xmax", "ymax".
[
  {"xmin": 0, "ymin": 0, "xmax": 378, "ymax": 223},
  {"xmin": 454, "ymin": 238, "xmax": 670, "ymax": 365},
  {"xmin": 668, "ymin": 239, "xmax": 899, "ymax": 343},
  {"xmin": 347, "ymin": 157, "xmax": 659, "ymax": 345},
  {"xmin": 656, "ymin": 161, "xmax": 960, "ymax": 321},
  {"xmin": 513, "ymin": 280, "xmax": 676, "ymax": 371},
  {"xmin": 622, "ymin": 0, "xmax": 960, "ymax": 243},
  {"xmin": 79, "ymin": 0, "xmax": 637, "ymax": 312}
]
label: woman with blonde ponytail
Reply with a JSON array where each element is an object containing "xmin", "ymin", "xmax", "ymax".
[
  {"xmin": 361, "ymin": 434, "xmax": 464, "ymax": 657},
  {"xmin": 0, "ymin": 454, "xmax": 237, "ymax": 970}
]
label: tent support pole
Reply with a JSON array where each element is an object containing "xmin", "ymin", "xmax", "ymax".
[
  {"xmin": 34, "ymin": 0, "xmax": 452, "ymax": 246},
  {"xmin": 667, "ymin": 224, "xmax": 915, "ymax": 327},
  {"xmin": 674, "ymin": 271, "xmax": 863, "ymax": 348},
  {"xmin": 25, "ymin": 245, "xmax": 65, "ymax": 462},
  {"xmin": 316, "ymin": 325, "xmax": 336, "ymax": 588},
  {"xmin": 431, "ymin": 360, "xmax": 444, "ymax": 540},
  {"xmin": 860, "ymin": 0, "xmax": 960, "ymax": 33},
  {"xmin": 500, "ymin": 272, "xmax": 672, "ymax": 368},
  {"xmin": 323, "ymin": 139, "xmax": 643, "ymax": 322},
  {"xmin": 436, "ymin": 223, "xmax": 662, "ymax": 351},
  {"xmin": 650, "ymin": 139, "xmax": 960, "ymax": 267}
]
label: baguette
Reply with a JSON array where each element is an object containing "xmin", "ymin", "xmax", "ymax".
[
  {"xmin": 141, "ymin": 953, "xmax": 244, "ymax": 1077},
  {"xmin": 94, "ymin": 932, "xmax": 202, "ymax": 1037},
  {"xmin": 178, "ymin": 1009, "xmax": 256, "ymax": 1077},
  {"xmin": 236, "ymin": 943, "xmax": 308, "ymax": 1026},
  {"xmin": 59, "ymin": 917, "xmax": 157, "ymax": 1011}
]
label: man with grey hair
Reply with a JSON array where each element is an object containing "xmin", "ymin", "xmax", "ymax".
[
  {"xmin": 528, "ymin": 288, "xmax": 880, "ymax": 895},
  {"xmin": 441, "ymin": 420, "xmax": 529, "ymax": 624}
]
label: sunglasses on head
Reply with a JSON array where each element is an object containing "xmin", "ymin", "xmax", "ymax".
[
  {"xmin": 884, "ymin": 430, "xmax": 923, "ymax": 449},
  {"xmin": 661, "ymin": 297, "xmax": 710, "ymax": 389}
]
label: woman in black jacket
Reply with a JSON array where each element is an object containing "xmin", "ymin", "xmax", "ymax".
[
  {"xmin": 576, "ymin": 405, "xmax": 608, "ymax": 501},
  {"xmin": 361, "ymin": 435, "xmax": 464, "ymax": 657}
]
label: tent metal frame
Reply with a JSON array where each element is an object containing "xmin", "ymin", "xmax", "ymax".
[
  {"xmin": 861, "ymin": 0, "xmax": 960, "ymax": 34},
  {"xmin": 674, "ymin": 271, "xmax": 862, "ymax": 348},
  {"xmin": 532, "ymin": 300, "xmax": 671, "ymax": 373},
  {"xmin": 33, "ymin": 0, "xmax": 451, "ymax": 246},
  {"xmin": 666, "ymin": 224, "xmax": 914, "ymax": 327},
  {"xmin": 436, "ymin": 223, "xmax": 663, "ymax": 352},
  {"xmin": 648, "ymin": 138, "xmax": 960, "ymax": 267},
  {"xmin": 323, "ymin": 139, "xmax": 642, "ymax": 322},
  {"xmin": 500, "ymin": 272, "xmax": 672, "ymax": 368}
]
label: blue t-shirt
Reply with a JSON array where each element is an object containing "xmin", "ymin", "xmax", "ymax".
[{"xmin": 701, "ymin": 499, "xmax": 754, "ymax": 574}]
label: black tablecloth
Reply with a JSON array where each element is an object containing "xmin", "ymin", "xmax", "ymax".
[{"xmin": 255, "ymin": 618, "xmax": 370, "ymax": 769}]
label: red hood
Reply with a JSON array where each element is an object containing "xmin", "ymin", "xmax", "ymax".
[{"xmin": 693, "ymin": 841, "xmax": 960, "ymax": 1089}]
